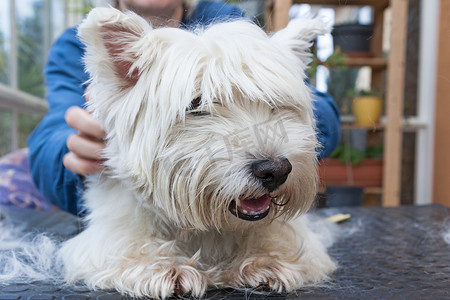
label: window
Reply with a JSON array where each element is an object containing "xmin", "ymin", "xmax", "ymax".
[{"xmin": 0, "ymin": 0, "xmax": 96, "ymax": 155}]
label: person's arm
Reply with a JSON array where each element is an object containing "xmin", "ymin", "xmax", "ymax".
[
  {"xmin": 28, "ymin": 27, "xmax": 89, "ymax": 215},
  {"xmin": 311, "ymin": 87, "xmax": 341, "ymax": 159}
]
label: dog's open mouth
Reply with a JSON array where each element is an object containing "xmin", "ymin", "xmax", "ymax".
[{"xmin": 229, "ymin": 194, "xmax": 271, "ymax": 221}]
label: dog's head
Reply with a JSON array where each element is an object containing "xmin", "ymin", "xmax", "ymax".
[{"xmin": 79, "ymin": 8, "xmax": 328, "ymax": 231}]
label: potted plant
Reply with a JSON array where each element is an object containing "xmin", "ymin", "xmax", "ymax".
[
  {"xmin": 350, "ymin": 89, "xmax": 383, "ymax": 126},
  {"xmin": 331, "ymin": 23, "xmax": 374, "ymax": 58},
  {"xmin": 319, "ymin": 143, "xmax": 383, "ymax": 207},
  {"xmin": 319, "ymin": 143, "xmax": 383, "ymax": 187},
  {"xmin": 307, "ymin": 48, "xmax": 348, "ymax": 78}
]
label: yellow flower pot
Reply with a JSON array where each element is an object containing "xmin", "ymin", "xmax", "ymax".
[{"xmin": 352, "ymin": 96, "xmax": 383, "ymax": 126}]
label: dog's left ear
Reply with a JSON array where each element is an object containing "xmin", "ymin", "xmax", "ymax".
[
  {"xmin": 271, "ymin": 18, "xmax": 329, "ymax": 64},
  {"xmin": 78, "ymin": 7, "xmax": 151, "ymax": 85}
]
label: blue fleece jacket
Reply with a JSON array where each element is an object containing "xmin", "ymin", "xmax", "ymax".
[{"xmin": 28, "ymin": 1, "xmax": 340, "ymax": 215}]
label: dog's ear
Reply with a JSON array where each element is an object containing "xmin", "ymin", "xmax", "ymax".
[
  {"xmin": 78, "ymin": 7, "xmax": 151, "ymax": 85},
  {"xmin": 271, "ymin": 18, "xmax": 329, "ymax": 64}
]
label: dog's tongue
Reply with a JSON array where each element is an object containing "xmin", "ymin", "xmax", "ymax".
[{"xmin": 239, "ymin": 194, "xmax": 271, "ymax": 214}]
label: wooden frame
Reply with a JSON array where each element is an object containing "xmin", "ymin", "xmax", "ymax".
[
  {"xmin": 433, "ymin": 0, "xmax": 450, "ymax": 206},
  {"xmin": 382, "ymin": 0, "xmax": 408, "ymax": 206}
]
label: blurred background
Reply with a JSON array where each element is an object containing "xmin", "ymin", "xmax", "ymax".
[{"xmin": 0, "ymin": 0, "xmax": 448, "ymax": 208}]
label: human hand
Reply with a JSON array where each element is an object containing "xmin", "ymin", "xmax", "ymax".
[{"xmin": 63, "ymin": 106, "xmax": 106, "ymax": 175}]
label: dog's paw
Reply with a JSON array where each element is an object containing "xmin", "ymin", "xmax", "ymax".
[
  {"xmin": 127, "ymin": 264, "xmax": 208, "ymax": 299},
  {"xmin": 235, "ymin": 256, "xmax": 335, "ymax": 293}
]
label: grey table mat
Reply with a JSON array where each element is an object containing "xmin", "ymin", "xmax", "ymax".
[{"xmin": 1, "ymin": 204, "xmax": 449, "ymax": 299}]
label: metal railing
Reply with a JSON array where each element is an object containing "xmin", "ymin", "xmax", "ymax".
[{"xmin": 0, "ymin": 83, "xmax": 48, "ymax": 152}]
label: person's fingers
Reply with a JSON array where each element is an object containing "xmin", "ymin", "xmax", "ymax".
[
  {"xmin": 67, "ymin": 133, "xmax": 105, "ymax": 161},
  {"xmin": 84, "ymin": 87, "xmax": 90, "ymax": 102},
  {"xmin": 63, "ymin": 152, "xmax": 104, "ymax": 175},
  {"xmin": 65, "ymin": 106, "xmax": 106, "ymax": 140},
  {"xmin": 64, "ymin": 106, "xmax": 106, "ymax": 175}
]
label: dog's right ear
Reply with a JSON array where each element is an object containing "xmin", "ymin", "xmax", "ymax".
[
  {"xmin": 271, "ymin": 18, "xmax": 329, "ymax": 65},
  {"xmin": 78, "ymin": 7, "xmax": 151, "ymax": 86}
]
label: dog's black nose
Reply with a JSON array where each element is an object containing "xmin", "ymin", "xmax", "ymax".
[{"xmin": 252, "ymin": 157, "xmax": 292, "ymax": 192}]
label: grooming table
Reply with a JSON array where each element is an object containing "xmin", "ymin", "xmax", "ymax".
[{"xmin": 1, "ymin": 204, "xmax": 450, "ymax": 299}]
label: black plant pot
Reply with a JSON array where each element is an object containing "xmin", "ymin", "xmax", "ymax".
[
  {"xmin": 332, "ymin": 24, "xmax": 374, "ymax": 57},
  {"xmin": 326, "ymin": 186, "xmax": 364, "ymax": 207}
]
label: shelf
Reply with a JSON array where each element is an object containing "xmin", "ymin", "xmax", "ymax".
[
  {"xmin": 316, "ymin": 57, "xmax": 387, "ymax": 71},
  {"xmin": 364, "ymin": 187, "xmax": 382, "ymax": 194},
  {"xmin": 343, "ymin": 57, "xmax": 388, "ymax": 70},
  {"xmin": 318, "ymin": 186, "xmax": 382, "ymax": 194},
  {"xmin": 341, "ymin": 123, "xmax": 385, "ymax": 131},
  {"xmin": 268, "ymin": 0, "xmax": 409, "ymax": 207},
  {"xmin": 292, "ymin": 0, "xmax": 389, "ymax": 9}
]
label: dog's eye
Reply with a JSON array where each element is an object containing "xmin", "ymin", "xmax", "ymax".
[
  {"xmin": 190, "ymin": 97, "xmax": 202, "ymax": 110},
  {"xmin": 191, "ymin": 111, "xmax": 210, "ymax": 116},
  {"xmin": 188, "ymin": 97, "xmax": 210, "ymax": 116},
  {"xmin": 271, "ymin": 106, "xmax": 279, "ymax": 114}
]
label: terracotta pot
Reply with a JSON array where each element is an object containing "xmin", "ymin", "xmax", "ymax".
[
  {"xmin": 352, "ymin": 96, "xmax": 383, "ymax": 126},
  {"xmin": 319, "ymin": 158, "xmax": 383, "ymax": 187}
]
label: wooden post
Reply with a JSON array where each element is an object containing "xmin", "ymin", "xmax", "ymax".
[
  {"xmin": 382, "ymin": 0, "xmax": 409, "ymax": 206},
  {"xmin": 371, "ymin": 6, "xmax": 385, "ymax": 92},
  {"xmin": 267, "ymin": 0, "xmax": 292, "ymax": 32},
  {"xmin": 433, "ymin": 0, "xmax": 450, "ymax": 206}
]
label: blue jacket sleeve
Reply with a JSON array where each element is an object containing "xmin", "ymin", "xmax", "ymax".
[
  {"xmin": 28, "ymin": 27, "xmax": 88, "ymax": 215},
  {"xmin": 187, "ymin": 1, "xmax": 245, "ymax": 26},
  {"xmin": 311, "ymin": 87, "xmax": 341, "ymax": 159}
]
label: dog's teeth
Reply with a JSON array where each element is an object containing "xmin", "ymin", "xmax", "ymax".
[{"xmin": 242, "ymin": 209, "xmax": 249, "ymax": 214}]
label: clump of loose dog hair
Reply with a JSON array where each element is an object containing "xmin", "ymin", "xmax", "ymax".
[{"xmin": 0, "ymin": 211, "xmax": 63, "ymax": 284}]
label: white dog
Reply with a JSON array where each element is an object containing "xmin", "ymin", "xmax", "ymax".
[{"xmin": 59, "ymin": 7, "xmax": 336, "ymax": 299}]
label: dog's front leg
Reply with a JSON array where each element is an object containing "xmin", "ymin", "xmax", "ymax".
[
  {"xmin": 225, "ymin": 218, "xmax": 336, "ymax": 292},
  {"xmin": 60, "ymin": 226, "xmax": 210, "ymax": 299},
  {"xmin": 105, "ymin": 250, "xmax": 209, "ymax": 299}
]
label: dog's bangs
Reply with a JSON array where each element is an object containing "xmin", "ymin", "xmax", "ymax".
[{"xmin": 196, "ymin": 22, "xmax": 309, "ymax": 109}]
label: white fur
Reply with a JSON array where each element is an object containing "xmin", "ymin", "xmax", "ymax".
[
  {"xmin": 443, "ymin": 220, "xmax": 450, "ymax": 246},
  {"xmin": 0, "ymin": 213, "xmax": 63, "ymax": 283},
  {"xmin": 59, "ymin": 8, "xmax": 336, "ymax": 299}
]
